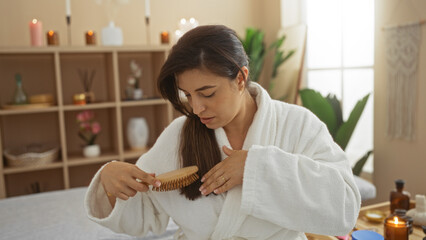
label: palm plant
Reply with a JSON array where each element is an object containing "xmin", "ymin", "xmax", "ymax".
[
  {"xmin": 299, "ymin": 89, "xmax": 372, "ymax": 176},
  {"xmin": 240, "ymin": 28, "xmax": 295, "ymax": 83}
]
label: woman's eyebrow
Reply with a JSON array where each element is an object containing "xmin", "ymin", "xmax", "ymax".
[{"xmin": 178, "ymin": 85, "xmax": 216, "ymax": 92}]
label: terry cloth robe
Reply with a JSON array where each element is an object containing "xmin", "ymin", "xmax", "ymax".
[{"xmin": 85, "ymin": 82, "xmax": 361, "ymax": 240}]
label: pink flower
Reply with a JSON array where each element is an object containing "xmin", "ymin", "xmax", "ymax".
[
  {"xmin": 77, "ymin": 112, "xmax": 85, "ymax": 122},
  {"xmin": 91, "ymin": 122, "xmax": 101, "ymax": 134}
]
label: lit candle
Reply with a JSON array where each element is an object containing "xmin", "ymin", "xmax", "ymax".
[
  {"xmin": 46, "ymin": 30, "xmax": 59, "ymax": 46},
  {"xmin": 85, "ymin": 30, "xmax": 96, "ymax": 45},
  {"xmin": 65, "ymin": 0, "xmax": 71, "ymax": 16},
  {"xmin": 384, "ymin": 216, "xmax": 409, "ymax": 240},
  {"xmin": 29, "ymin": 19, "xmax": 43, "ymax": 46},
  {"xmin": 160, "ymin": 31, "xmax": 169, "ymax": 44},
  {"xmin": 145, "ymin": 0, "xmax": 150, "ymax": 17}
]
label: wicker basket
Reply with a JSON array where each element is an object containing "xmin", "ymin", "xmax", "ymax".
[{"xmin": 4, "ymin": 144, "xmax": 59, "ymax": 167}]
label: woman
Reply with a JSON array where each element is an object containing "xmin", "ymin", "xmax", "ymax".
[{"xmin": 85, "ymin": 25, "xmax": 361, "ymax": 240}]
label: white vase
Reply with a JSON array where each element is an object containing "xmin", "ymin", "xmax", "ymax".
[
  {"xmin": 101, "ymin": 21, "xmax": 123, "ymax": 46},
  {"xmin": 133, "ymin": 88, "xmax": 143, "ymax": 100},
  {"xmin": 127, "ymin": 117, "xmax": 149, "ymax": 150},
  {"xmin": 83, "ymin": 144, "xmax": 101, "ymax": 157}
]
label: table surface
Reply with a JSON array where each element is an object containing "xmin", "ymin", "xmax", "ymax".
[{"xmin": 306, "ymin": 201, "xmax": 425, "ymax": 240}]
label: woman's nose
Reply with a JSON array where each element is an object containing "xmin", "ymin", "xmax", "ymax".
[{"xmin": 192, "ymin": 98, "xmax": 205, "ymax": 115}]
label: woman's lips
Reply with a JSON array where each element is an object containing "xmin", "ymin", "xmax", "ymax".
[{"xmin": 200, "ymin": 117, "xmax": 214, "ymax": 124}]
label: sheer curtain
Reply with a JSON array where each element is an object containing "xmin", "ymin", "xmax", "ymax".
[{"xmin": 305, "ymin": 0, "xmax": 375, "ymax": 172}]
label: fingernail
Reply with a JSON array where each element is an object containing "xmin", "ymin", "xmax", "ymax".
[
  {"xmin": 201, "ymin": 177, "xmax": 205, "ymax": 182},
  {"xmin": 214, "ymin": 189, "xmax": 219, "ymax": 194},
  {"xmin": 201, "ymin": 190, "xmax": 206, "ymax": 195},
  {"xmin": 155, "ymin": 181, "xmax": 161, "ymax": 187},
  {"xmin": 199, "ymin": 186, "xmax": 204, "ymax": 192}
]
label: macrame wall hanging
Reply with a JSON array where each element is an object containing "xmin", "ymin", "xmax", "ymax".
[{"xmin": 384, "ymin": 21, "xmax": 423, "ymax": 140}]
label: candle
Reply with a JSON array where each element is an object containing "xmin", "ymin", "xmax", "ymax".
[
  {"xmin": 85, "ymin": 30, "xmax": 96, "ymax": 45},
  {"xmin": 384, "ymin": 216, "xmax": 409, "ymax": 240},
  {"xmin": 145, "ymin": 0, "xmax": 150, "ymax": 17},
  {"xmin": 160, "ymin": 31, "xmax": 169, "ymax": 44},
  {"xmin": 29, "ymin": 19, "xmax": 43, "ymax": 46},
  {"xmin": 65, "ymin": 0, "xmax": 71, "ymax": 16},
  {"xmin": 46, "ymin": 30, "xmax": 59, "ymax": 46}
]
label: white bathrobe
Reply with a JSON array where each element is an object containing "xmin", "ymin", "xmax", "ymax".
[{"xmin": 85, "ymin": 83, "xmax": 361, "ymax": 240}]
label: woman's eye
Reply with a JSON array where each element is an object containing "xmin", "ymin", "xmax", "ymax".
[{"xmin": 204, "ymin": 92, "xmax": 215, "ymax": 98}]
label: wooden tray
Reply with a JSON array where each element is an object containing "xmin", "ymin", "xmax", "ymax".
[
  {"xmin": 2, "ymin": 103, "xmax": 53, "ymax": 110},
  {"xmin": 356, "ymin": 201, "xmax": 424, "ymax": 240}
]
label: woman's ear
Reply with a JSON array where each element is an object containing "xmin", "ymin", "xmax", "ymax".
[{"xmin": 237, "ymin": 66, "xmax": 249, "ymax": 91}]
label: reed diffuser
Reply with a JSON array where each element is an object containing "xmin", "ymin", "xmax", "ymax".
[{"xmin": 77, "ymin": 68, "xmax": 96, "ymax": 103}]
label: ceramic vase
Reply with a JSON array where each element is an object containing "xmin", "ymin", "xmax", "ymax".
[
  {"xmin": 83, "ymin": 144, "xmax": 100, "ymax": 157},
  {"xmin": 101, "ymin": 21, "xmax": 123, "ymax": 46},
  {"xmin": 127, "ymin": 117, "xmax": 149, "ymax": 150}
]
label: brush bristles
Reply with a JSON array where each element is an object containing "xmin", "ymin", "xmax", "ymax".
[{"xmin": 152, "ymin": 173, "xmax": 199, "ymax": 192}]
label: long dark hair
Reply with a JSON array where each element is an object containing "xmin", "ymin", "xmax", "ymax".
[{"xmin": 157, "ymin": 25, "xmax": 249, "ymax": 200}]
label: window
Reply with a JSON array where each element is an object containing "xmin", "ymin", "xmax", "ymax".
[{"xmin": 306, "ymin": 0, "xmax": 375, "ymax": 172}]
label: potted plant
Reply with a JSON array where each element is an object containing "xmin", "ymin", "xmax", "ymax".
[
  {"xmin": 125, "ymin": 60, "xmax": 143, "ymax": 100},
  {"xmin": 76, "ymin": 110, "xmax": 101, "ymax": 157},
  {"xmin": 299, "ymin": 89, "xmax": 372, "ymax": 176}
]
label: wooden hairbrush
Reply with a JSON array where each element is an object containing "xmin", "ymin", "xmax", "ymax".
[{"xmin": 152, "ymin": 166, "xmax": 199, "ymax": 192}]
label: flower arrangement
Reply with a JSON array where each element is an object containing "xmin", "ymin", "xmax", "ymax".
[
  {"xmin": 125, "ymin": 60, "xmax": 143, "ymax": 100},
  {"xmin": 76, "ymin": 110, "xmax": 101, "ymax": 146}
]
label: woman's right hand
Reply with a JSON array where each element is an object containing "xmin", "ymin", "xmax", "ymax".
[{"xmin": 100, "ymin": 161, "xmax": 161, "ymax": 201}]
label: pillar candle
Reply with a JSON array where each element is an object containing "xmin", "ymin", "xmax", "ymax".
[
  {"xmin": 29, "ymin": 19, "xmax": 43, "ymax": 46},
  {"xmin": 47, "ymin": 30, "xmax": 59, "ymax": 46},
  {"xmin": 85, "ymin": 30, "xmax": 96, "ymax": 45},
  {"xmin": 160, "ymin": 31, "xmax": 169, "ymax": 44},
  {"xmin": 65, "ymin": 0, "xmax": 71, "ymax": 16},
  {"xmin": 145, "ymin": 0, "xmax": 150, "ymax": 18}
]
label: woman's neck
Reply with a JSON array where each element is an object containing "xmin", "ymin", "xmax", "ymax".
[{"xmin": 223, "ymin": 90, "xmax": 257, "ymax": 149}]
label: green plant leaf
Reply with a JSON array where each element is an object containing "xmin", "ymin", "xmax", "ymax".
[
  {"xmin": 335, "ymin": 93, "xmax": 370, "ymax": 150},
  {"xmin": 326, "ymin": 94, "xmax": 343, "ymax": 133},
  {"xmin": 299, "ymin": 89, "xmax": 338, "ymax": 136},
  {"xmin": 352, "ymin": 150, "xmax": 373, "ymax": 176}
]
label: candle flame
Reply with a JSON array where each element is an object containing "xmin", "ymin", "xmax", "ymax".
[
  {"xmin": 32, "ymin": 19, "xmax": 38, "ymax": 24},
  {"xmin": 87, "ymin": 30, "xmax": 94, "ymax": 36},
  {"xmin": 48, "ymin": 31, "xmax": 54, "ymax": 36},
  {"xmin": 394, "ymin": 216, "xmax": 399, "ymax": 224}
]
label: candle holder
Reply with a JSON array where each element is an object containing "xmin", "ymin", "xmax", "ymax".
[
  {"xmin": 46, "ymin": 30, "xmax": 59, "ymax": 46},
  {"xmin": 85, "ymin": 30, "xmax": 96, "ymax": 45},
  {"xmin": 160, "ymin": 31, "xmax": 169, "ymax": 44},
  {"xmin": 384, "ymin": 209, "xmax": 412, "ymax": 240}
]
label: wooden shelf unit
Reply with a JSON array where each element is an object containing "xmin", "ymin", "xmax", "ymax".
[{"xmin": 0, "ymin": 46, "xmax": 173, "ymax": 198}]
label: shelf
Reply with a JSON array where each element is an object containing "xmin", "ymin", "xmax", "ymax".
[
  {"xmin": 3, "ymin": 162, "xmax": 63, "ymax": 174},
  {"xmin": 0, "ymin": 106, "xmax": 58, "ymax": 115},
  {"xmin": 62, "ymin": 102, "xmax": 116, "ymax": 111},
  {"xmin": 0, "ymin": 45, "xmax": 170, "ymax": 54},
  {"xmin": 67, "ymin": 153, "xmax": 119, "ymax": 166},
  {"xmin": 0, "ymin": 46, "xmax": 172, "ymax": 198},
  {"xmin": 120, "ymin": 98, "xmax": 167, "ymax": 107}
]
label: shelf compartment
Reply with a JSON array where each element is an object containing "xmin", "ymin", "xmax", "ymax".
[
  {"xmin": 121, "ymin": 104, "xmax": 170, "ymax": 151},
  {"xmin": 64, "ymin": 108, "xmax": 119, "ymax": 159},
  {"xmin": 68, "ymin": 163, "xmax": 104, "ymax": 188},
  {"xmin": 3, "ymin": 162, "xmax": 63, "ymax": 174},
  {"xmin": 59, "ymin": 53, "xmax": 116, "ymax": 105},
  {"xmin": 1, "ymin": 112, "xmax": 61, "ymax": 157},
  {"xmin": 0, "ymin": 53, "xmax": 57, "ymax": 107},
  {"xmin": 117, "ymin": 52, "xmax": 167, "ymax": 100},
  {"xmin": 5, "ymin": 168, "xmax": 64, "ymax": 197}
]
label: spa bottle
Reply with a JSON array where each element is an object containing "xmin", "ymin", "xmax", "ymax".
[
  {"xmin": 390, "ymin": 179, "xmax": 410, "ymax": 213},
  {"xmin": 13, "ymin": 73, "xmax": 28, "ymax": 104}
]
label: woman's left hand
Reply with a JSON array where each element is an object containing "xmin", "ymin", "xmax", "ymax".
[{"xmin": 199, "ymin": 146, "xmax": 247, "ymax": 195}]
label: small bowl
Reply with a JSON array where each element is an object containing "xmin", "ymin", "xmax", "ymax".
[{"xmin": 365, "ymin": 210, "xmax": 386, "ymax": 223}]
